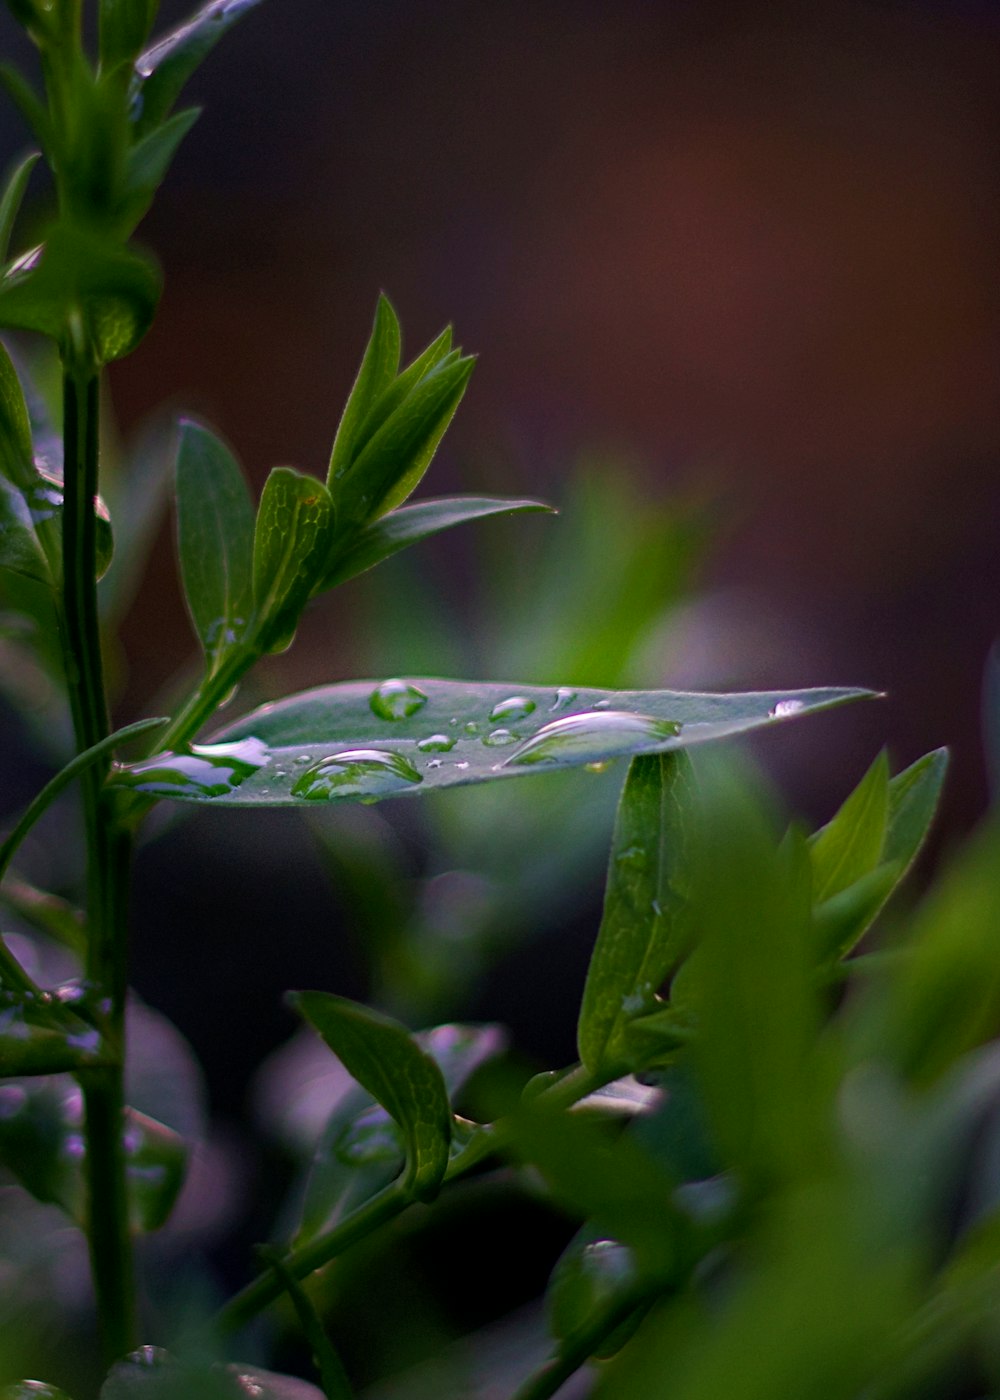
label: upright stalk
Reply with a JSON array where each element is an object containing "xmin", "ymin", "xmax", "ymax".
[{"xmin": 60, "ymin": 362, "xmax": 136, "ymax": 1362}]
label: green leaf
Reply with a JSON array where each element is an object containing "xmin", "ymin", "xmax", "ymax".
[
  {"xmin": 175, "ymin": 418, "xmax": 254, "ymax": 672},
  {"xmin": 122, "ymin": 1108, "xmax": 188, "ymax": 1232},
  {"xmin": 809, "ymin": 750, "xmax": 889, "ymax": 902},
  {"xmin": 578, "ymin": 753, "xmax": 696, "ymax": 1077},
  {"xmin": 251, "ymin": 467, "xmax": 333, "ymax": 654},
  {"xmin": 0, "ymin": 66, "xmax": 52, "ymax": 156},
  {"xmin": 813, "ymin": 863, "xmax": 902, "ymax": 962},
  {"xmin": 131, "ymin": 0, "xmax": 265, "ymax": 137},
  {"xmin": 340, "ymin": 355, "xmax": 474, "ymax": 524},
  {"xmin": 354, "ymin": 326, "xmax": 455, "ymax": 446},
  {"xmin": 548, "ymin": 1230, "xmax": 643, "ymax": 1360},
  {"xmin": 100, "ymin": 0, "xmax": 158, "ymax": 71},
  {"xmin": 317, "ymin": 494, "xmax": 553, "ymax": 592},
  {"xmin": 114, "ymin": 681, "xmax": 873, "ymax": 806},
  {"xmin": 0, "ymin": 994, "xmax": 108, "ymax": 1075},
  {"xmin": 884, "ymin": 746, "xmax": 948, "ymax": 870},
  {"xmin": 327, "ymin": 293, "xmax": 401, "ymax": 487},
  {"xmin": 289, "ymin": 991, "xmax": 452, "ymax": 1203},
  {"xmin": 0, "ymin": 473, "xmax": 49, "ymax": 582},
  {"xmin": 0, "ymin": 150, "xmax": 39, "ymax": 266},
  {"xmin": 123, "ymin": 107, "xmax": 201, "ymax": 225},
  {"xmin": 256, "ymin": 1248, "xmax": 355, "ymax": 1400},
  {"xmin": 0, "ymin": 336, "xmax": 38, "ymax": 490},
  {"xmin": 0, "ymin": 225, "xmax": 161, "ymax": 362},
  {"xmin": 0, "ymin": 1383, "xmax": 76, "ymax": 1399}
]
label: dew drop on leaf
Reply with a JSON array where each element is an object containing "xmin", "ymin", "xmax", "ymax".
[
  {"xmin": 488, "ymin": 696, "xmax": 536, "ymax": 723},
  {"xmin": 417, "ymin": 734, "xmax": 455, "ymax": 752},
  {"xmin": 550, "ymin": 687, "xmax": 577, "ymax": 712},
  {"xmin": 769, "ymin": 698, "xmax": 806, "ymax": 718},
  {"xmin": 482, "ymin": 728, "xmax": 518, "ymax": 747},
  {"xmin": 290, "ymin": 749, "xmax": 422, "ymax": 802},
  {"xmin": 501, "ymin": 711, "xmax": 681, "ymax": 769},
  {"xmin": 369, "ymin": 679, "xmax": 428, "ymax": 721},
  {"xmin": 110, "ymin": 738, "xmax": 268, "ymax": 799}
]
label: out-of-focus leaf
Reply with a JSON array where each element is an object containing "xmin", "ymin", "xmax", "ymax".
[
  {"xmin": 548, "ymin": 1230, "xmax": 643, "ymax": 1360},
  {"xmin": 257, "ymin": 1249, "xmax": 354, "ymax": 1400},
  {"xmin": 0, "ymin": 337, "xmax": 35, "ymax": 490},
  {"xmin": 251, "ymin": 467, "xmax": 332, "ymax": 654},
  {"xmin": 0, "ymin": 225, "xmax": 161, "ymax": 362},
  {"xmin": 123, "ymin": 107, "xmax": 200, "ymax": 225},
  {"xmin": 101, "ymin": 1349, "xmax": 325, "ymax": 1400},
  {"xmin": 0, "ymin": 68, "xmax": 51, "ymax": 156},
  {"xmin": 813, "ymin": 863, "xmax": 902, "ymax": 962},
  {"xmin": 121, "ymin": 681, "xmax": 874, "ymax": 807},
  {"xmin": 327, "ymin": 293, "xmax": 401, "ymax": 486},
  {"xmin": 317, "ymin": 494, "xmax": 553, "ymax": 592},
  {"xmin": 290, "ymin": 992, "xmax": 452, "ymax": 1203},
  {"xmin": 884, "ymin": 748, "xmax": 948, "ymax": 870},
  {"xmin": 175, "ymin": 418, "xmax": 254, "ymax": 672},
  {"xmin": 0, "ymin": 994, "xmax": 107, "ymax": 1075},
  {"xmin": 0, "ymin": 475, "xmax": 48, "ymax": 582},
  {"xmin": 100, "ymin": 0, "xmax": 158, "ymax": 72},
  {"xmin": 131, "ymin": 0, "xmax": 265, "ymax": 137},
  {"xmin": 122, "ymin": 1108, "xmax": 188, "ymax": 1232},
  {"xmin": 578, "ymin": 752, "xmax": 696, "ymax": 1077},
  {"xmin": 810, "ymin": 751, "xmax": 889, "ymax": 903},
  {"xmin": 0, "ymin": 1382, "xmax": 77, "ymax": 1399},
  {"xmin": 0, "ymin": 151, "xmax": 39, "ymax": 266}
]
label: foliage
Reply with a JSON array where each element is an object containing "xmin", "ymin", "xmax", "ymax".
[{"xmin": 0, "ymin": 4, "xmax": 996, "ymax": 1399}]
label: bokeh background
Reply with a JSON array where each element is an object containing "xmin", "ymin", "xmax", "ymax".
[{"xmin": 0, "ymin": 0, "xmax": 997, "ymax": 1386}]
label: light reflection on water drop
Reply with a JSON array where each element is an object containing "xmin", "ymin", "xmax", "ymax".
[
  {"xmin": 369, "ymin": 679, "xmax": 428, "ymax": 721},
  {"xmin": 111, "ymin": 737, "xmax": 268, "ymax": 798},
  {"xmin": 769, "ymin": 698, "xmax": 806, "ymax": 718},
  {"xmin": 483, "ymin": 728, "xmax": 518, "ymax": 747},
  {"xmin": 501, "ymin": 711, "xmax": 681, "ymax": 768},
  {"xmin": 488, "ymin": 696, "xmax": 536, "ymax": 723},
  {"xmin": 550, "ymin": 687, "xmax": 577, "ymax": 712},
  {"xmin": 417, "ymin": 733, "xmax": 455, "ymax": 752},
  {"xmin": 291, "ymin": 749, "xmax": 422, "ymax": 802}
]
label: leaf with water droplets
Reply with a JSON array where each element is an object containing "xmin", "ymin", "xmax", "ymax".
[
  {"xmin": 578, "ymin": 752, "xmax": 697, "ymax": 1078},
  {"xmin": 289, "ymin": 992, "xmax": 452, "ymax": 1204},
  {"xmin": 136, "ymin": 680, "xmax": 874, "ymax": 807},
  {"xmin": 251, "ymin": 467, "xmax": 332, "ymax": 654},
  {"xmin": 317, "ymin": 494, "xmax": 553, "ymax": 591},
  {"xmin": 174, "ymin": 418, "xmax": 254, "ymax": 673}
]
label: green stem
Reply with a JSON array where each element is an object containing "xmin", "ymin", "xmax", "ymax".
[
  {"xmin": 60, "ymin": 364, "xmax": 136, "ymax": 1363},
  {"xmin": 509, "ymin": 1288, "xmax": 655, "ymax": 1400}
]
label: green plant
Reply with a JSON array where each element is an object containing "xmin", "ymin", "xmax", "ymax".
[{"xmin": 0, "ymin": 4, "xmax": 997, "ymax": 1399}]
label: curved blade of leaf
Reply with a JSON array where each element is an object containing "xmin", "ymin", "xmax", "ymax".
[
  {"xmin": 175, "ymin": 418, "xmax": 254, "ymax": 671},
  {"xmin": 132, "ymin": 0, "xmax": 265, "ymax": 136},
  {"xmin": 251, "ymin": 467, "xmax": 332, "ymax": 654},
  {"xmin": 327, "ymin": 293, "xmax": 401, "ymax": 487},
  {"xmin": 318, "ymin": 494, "xmax": 554, "ymax": 592},
  {"xmin": 354, "ymin": 326, "xmax": 454, "ymax": 447},
  {"xmin": 116, "ymin": 681, "xmax": 874, "ymax": 806},
  {"xmin": 0, "ymin": 150, "xmax": 39, "ymax": 266},
  {"xmin": 0, "ymin": 67, "xmax": 51, "ymax": 156},
  {"xmin": 123, "ymin": 106, "xmax": 201, "ymax": 226},
  {"xmin": 809, "ymin": 750, "xmax": 889, "ymax": 902},
  {"xmin": 578, "ymin": 752, "xmax": 697, "ymax": 1077},
  {"xmin": 0, "ymin": 336, "xmax": 39, "ymax": 489},
  {"xmin": 289, "ymin": 991, "xmax": 452, "ymax": 1203},
  {"xmin": 100, "ymin": 0, "xmax": 158, "ymax": 71}
]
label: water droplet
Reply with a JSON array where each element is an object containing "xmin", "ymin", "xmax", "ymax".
[
  {"xmin": 291, "ymin": 749, "xmax": 422, "ymax": 802},
  {"xmin": 294, "ymin": 753, "xmax": 312, "ymax": 764},
  {"xmin": 454, "ymin": 761, "xmax": 470, "ymax": 770},
  {"xmin": 489, "ymin": 696, "xmax": 536, "ymax": 723},
  {"xmin": 585, "ymin": 760, "xmax": 612, "ymax": 773},
  {"xmin": 110, "ymin": 736, "xmax": 268, "ymax": 798},
  {"xmin": 593, "ymin": 698, "xmax": 611, "ymax": 709},
  {"xmin": 550, "ymin": 687, "xmax": 577, "ymax": 713},
  {"xmin": 770, "ymin": 698, "xmax": 805, "ymax": 718},
  {"xmin": 369, "ymin": 679, "xmax": 428, "ymax": 721},
  {"xmin": 502, "ymin": 711, "xmax": 681, "ymax": 769},
  {"xmin": 616, "ymin": 845, "xmax": 647, "ymax": 869},
  {"xmin": 464, "ymin": 721, "xmax": 479, "ymax": 735},
  {"xmin": 483, "ymin": 728, "xmax": 518, "ymax": 747},
  {"xmin": 426, "ymin": 758, "xmax": 443, "ymax": 770},
  {"xmin": 417, "ymin": 733, "xmax": 455, "ymax": 752}
]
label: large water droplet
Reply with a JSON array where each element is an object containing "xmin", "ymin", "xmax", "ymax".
[
  {"xmin": 502, "ymin": 711, "xmax": 681, "ymax": 768},
  {"xmin": 769, "ymin": 698, "xmax": 805, "ymax": 718},
  {"xmin": 291, "ymin": 749, "xmax": 422, "ymax": 802},
  {"xmin": 111, "ymin": 737, "xmax": 268, "ymax": 798},
  {"xmin": 489, "ymin": 696, "xmax": 536, "ymax": 723},
  {"xmin": 369, "ymin": 679, "xmax": 428, "ymax": 721},
  {"xmin": 417, "ymin": 733, "xmax": 455, "ymax": 752},
  {"xmin": 550, "ymin": 687, "xmax": 577, "ymax": 713},
  {"xmin": 483, "ymin": 728, "xmax": 518, "ymax": 747}
]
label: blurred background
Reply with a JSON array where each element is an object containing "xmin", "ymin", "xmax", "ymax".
[{"xmin": 0, "ymin": 0, "xmax": 997, "ymax": 1389}]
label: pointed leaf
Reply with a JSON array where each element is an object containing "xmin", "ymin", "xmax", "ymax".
[
  {"xmin": 809, "ymin": 750, "xmax": 889, "ymax": 902},
  {"xmin": 0, "ymin": 336, "xmax": 38, "ymax": 489},
  {"xmin": 354, "ymin": 326, "xmax": 454, "ymax": 447},
  {"xmin": 327, "ymin": 293, "xmax": 401, "ymax": 486},
  {"xmin": 112, "ymin": 681, "xmax": 874, "ymax": 806},
  {"xmin": 0, "ymin": 474, "xmax": 48, "ymax": 581},
  {"xmin": 317, "ymin": 493, "xmax": 554, "ymax": 592},
  {"xmin": 175, "ymin": 418, "xmax": 254, "ymax": 671},
  {"xmin": 0, "ymin": 150, "xmax": 39, "ymax": 266},
  {"xmin": 0, "ymin": 67, "xmax": 51, "ymax": 156},
  {"xmin": 101, "ymin": 0, "xmax": 158, "ymax": 71},
  {"xmin": 123, "ymin": 107, "xmax": 200, "ymax": 224},
  {"xmin": 578, "ymin": 752, "xmax": 696, "ymax": 1077},
  {"xmin": 290, "ymin": 991, "xmax": 452, "ymax": 1203},
  {"xmin": 251, "ymin": 467, "xmax": 333, "ymax": 653},
  {"xmin": 884, "ymin": 746, "xmax": 948, "ymax": 870},
  {"xmin": 132, "ymin": 0, "xmax": 265, "ymax": 136}
]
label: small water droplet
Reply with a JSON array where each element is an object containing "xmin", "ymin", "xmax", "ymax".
[
  {"xmin": 550, "ymin": 687, "xmax": 577, "ymax": 713},
  {"xmin": 770, "ymin": 698, "xmax": 805, "ymax": 718},
  {"xmin": 417, "ymin": 733, "xmax": 455, "ymax": 752},
  {"xmin": 454, "ymin": 760, "xmax": 470, "ymax": 770},
  {"xmin": 483, "ymin": 728, "xmax": 518, "ymax": 747},
  {"xmin": 426, "ymin": 758, "xmax": 443, "ymax": 770},
  {"xmin": 369, "ymin": 679, "xmax": 428, "ymax": 721},
  {"xmin": 294, "ymin": 753, "xmax": 311, "ymax": 764},
  {"xmin": 502, "ymin": 711, "xmax": 681, "ymax": 769},
  {"xmin": 489, "ymin": 696, "xmax": 536, "ymax": 723},
  {"xmin": 464, "ymin": 721, "xmax": 479, "ymax": 735},
  {"xmin": 291, "ymin": 749, "xmax": 422, "ymax": 802},
  {"xmin": 593, "ymin": 698, "xmax": 611, "ymax": 709},
  {"xmin": 585, "ymin": 760, "xmax": 612, "ymax": 773},
  {"xmin": 110, "ymin": 737, "xmax": 268, "ymax": 798}
]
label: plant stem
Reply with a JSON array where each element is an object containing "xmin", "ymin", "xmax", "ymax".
[
  {"xmin": 60, "ymin": 364, "xmax": 136, "ymax": 1363},
  {"xmin": 509, "ymin": 1289, "xmax": 655, "ymax": 1400}
]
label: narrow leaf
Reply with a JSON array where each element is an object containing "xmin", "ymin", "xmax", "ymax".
[
  {"xmin": 0, "ymin": 150, "xmax": 39, "ymax": 266},
  {"xmin": 578, "ymin": 753, "xmax": 696, "ymax": 1077},
  {"xmin": 0, "ymin": 67, "xmax": 51, "ymax": 155},
  {"xmin": 351, "ymin": 327, "xmax": 454, "ymax": 448},
  {"xmin": 175, "ymin": 418, "xmax": 254, "ymax": 671},
  {"xmin": 809, "ymin": 751, "xmax": 889, "ymax": 902},
  {"xmin": 0, "ymin": 337, "xmax": 39, "ymax": 488},
  {"xmin": 132, "ymin": 0, "xmax": 264, "ymax": 136},
  {"xmin": 123, "ymin": 106, "xmax": 201, "ymax": 223},
  {"xmin": 884, "ymin": 747, "xmax": 948, "ymax": 869},
  {"xmin": 317, "ymin": 494, "xmax": 553, "ymax": 592},
  {"xmin": 251, "ymin": 467, "xmax": 332, "ymax": 654},
  {"xmin": 327, "ymin": 294, "xmax": 401, "ymax": 487},
  {"xmin": 257, "ymin": 1248, "xmax": 355, "ymax": 1400},
  {"xmin": 290, "ymin": 991, "xmax": 452, "ymax": 1203},
  {"xmin": 100, "ymin": 0, "xmax": 157, "ymax": 71}
]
